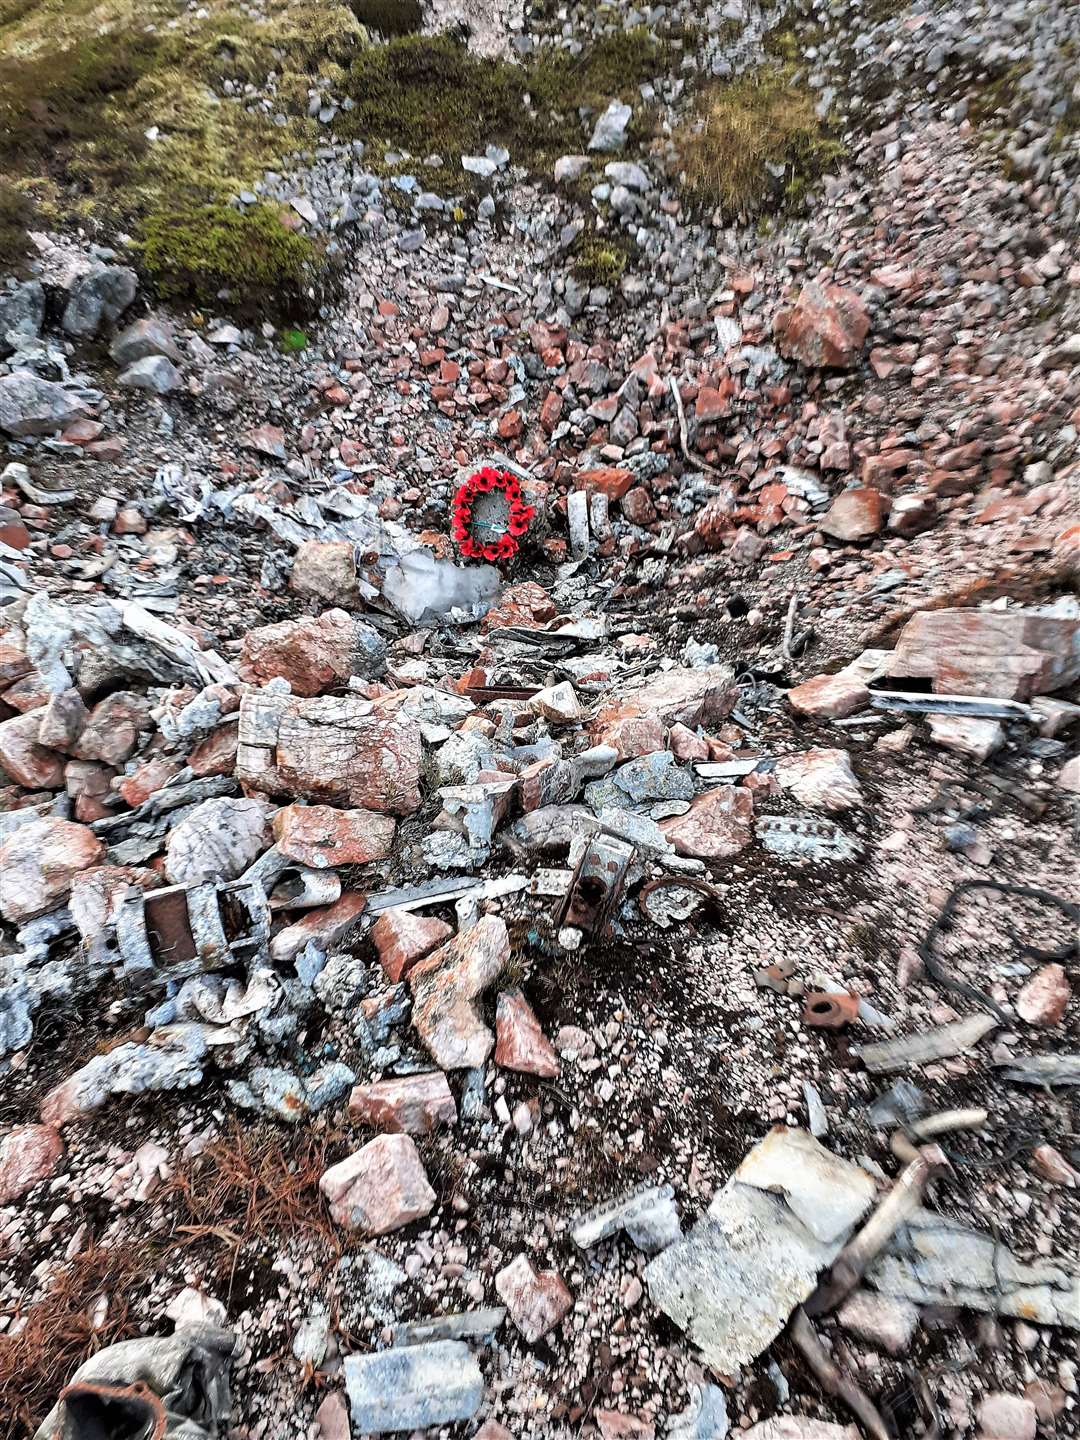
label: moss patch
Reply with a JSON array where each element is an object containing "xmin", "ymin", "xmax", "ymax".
[
  {"xmin": 0, "ymin": 1, "xmax": 661, "ymax": 298},
  {"xmin": 965, "ymin": 61, "xmax": 1030, "ymax": 128},
  {"xmin": 573, "ymin": 231, "xmax": 629, "ymax": 286},
  {"xmin": 338, "ymin": 28, "xmax": 661, "ymax": 186},
  {"xmin": 139, "ymin": 203, "xmax": 318, "ymax": 314},
  {"xmin": 348, "ymin": 0, "xmax": 421, "ymax": 36},
  {"xmin": 0, "ymin": 178, "xmax": 32, "ymax": 271},
  {"xmin": 675, "ymin": 64, "xmax": 844, "ymax": 217},
  {"xmin": 0, "ymin": 0, "xmax": 362, "ymax": 303}
]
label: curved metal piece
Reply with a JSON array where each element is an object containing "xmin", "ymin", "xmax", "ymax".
[{"xmin": 59, "ymin": 1380, "xmax": 168, "ymax": 1440}]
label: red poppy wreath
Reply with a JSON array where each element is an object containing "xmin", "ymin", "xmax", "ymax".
[{"xmin": 451, "ymin": 467, "xmax": 535, "ymax": 562}]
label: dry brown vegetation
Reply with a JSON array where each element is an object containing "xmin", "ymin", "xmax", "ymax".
[
  {"xmin": 675, "ymin": 64, "xmax": 844, "ymax": 216},
  {"xmin": 165, "ymin": 1121, "xmax": 339, "ymax": 1254},
  {"xmin": 0, "ymin": 1241, "xmax": 148, "ymax": 1439}
]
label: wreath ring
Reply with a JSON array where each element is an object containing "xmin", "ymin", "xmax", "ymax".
[{"xmin": 451, "ymin": 467, "xmax": 535, "ymax": 562}]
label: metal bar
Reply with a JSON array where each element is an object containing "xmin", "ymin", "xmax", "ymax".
[{"xmin": 869, "ymin": 691, "xmax": 1038, "ymax": 721}]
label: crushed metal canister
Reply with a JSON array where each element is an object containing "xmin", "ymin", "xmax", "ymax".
[
  {"xmin": 556, "ymin": 833, "xmax": 635, "ymax": 949},
  {"xmin": 113, "ymin": 878, "xmax": 270, "ymax": 988}
]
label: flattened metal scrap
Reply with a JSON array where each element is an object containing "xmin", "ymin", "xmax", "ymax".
[
  {"xmin": 645, "ymin": 1130, "xmax": 876, "ymax": 1373},
  {"xmin": 856, "ymin": 1014, "xmax": 997, "ymax": 1073},
  {"xmin": 114, "ymin": 879, "xmax": 270, "ymax": 987},
  {"xmin": 868, "ymin": 1207, "xmax": 1080, "ymax": 1329}
]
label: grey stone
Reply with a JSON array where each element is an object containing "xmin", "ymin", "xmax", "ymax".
[
  {"xmin": 462, "ymin": 154, "xmax": 498, "ymax": 177},
  {"xmin": 837, "ymin": 1291, "xmax": 919, "ymax": 1355},
  {"xmin": 645, "ymin": 1182, "xmax": 843, "ymax": 1374},
  {"xmin": 610, "ymin": 183, "xmax": 637, "ymax": 217},
  {"xmin": 0, "ymin": 280, "xmax": 45, "ymax": 356},
  {"xmin": 668, "ymin": 1383, "xmax": 729, "ymax": 1440},
  {"xmin": 343, "ymin": 1340, "xmax": 483, "ymax": 1432},
  {"xmin": 395, "ymin": 1306, "xmax": 505, "ymax": 1347},
  {"xmin": 117, "ymin": 355, "xmax": 184, "ymax": 394},
  {"xmin": 573, "ymin": 1184, "xmax": 682, "ymax": 1254},
  {"xmin": 605, "ymin": 160, "xmax": 651, "ymax": 191},
  {"xmin": 0, "ymin": 371, "xmax": 83, "ymax": 437},
  {"xmin": 554, "ymin": 154, "xmax": 590, "ymax": 183},
  {"xmin": 734, "ymin": 1126, "xmax": 876, "ymax": 1244},
  {"xmin": 44, "ymin": 1024, "xmax": 210, "ymax": 1124},
  {"xmin": 587, "ymin": 752, "xmax": 694, "ymax": 812},
  {"xmin": 110, "ymin": 317, "xmax": 183, "ymax": 367},
  {"xmin": 645, "ymin": 1133, "xmax": 875, "ymax": 1373},
  {"xmin": 62, "ymin": 265, "xmax": 138, "ymax": 338},
  {"xmin": 292, "ymin": 1312, "xmax": 330, "ymax": 1368},
  {"xmin": 589, "ymin": 100, "xmax": 632, "ymax": 152}
]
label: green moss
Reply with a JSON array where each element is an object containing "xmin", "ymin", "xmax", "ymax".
[
  {"xmin": 338, "ymin": 29, "xmax": 661, "ymax": 184},
  {"xmin": 675, "ymin": 64, "xmax": 844, "ymax": 218},
  {"xmin": 0, "ymin": 177, "xmax": 32, "ymax": 270},
  {"xmin": 573, "ymin": 232, "xmax": 628, "ymax": 286},
  {"xmin": 861, "ymin": 0, "xmax": 910, "ymax": 21},
  {"xmin": 0, "ymin": 0, "xmax": 370, "ymax": 297},
  {"xmin": 342, "ymin": 34, "xmax": 523, "ymax": 157},
  {"xmin": 139, "ymin": 203, "xmax": 318, "ymax": 315},
  {"xmin": 0, "ymin": 1, "xmax": 659, "ymax": 292},
  {"xmin": 529, "ymin": 27, "xmax": 660, "ymax": 107},
  {"xmin": 280, "ymin": 326, "xmax": 309, "ymax": 351},
  {"xmin": 347, "ymin": 0, "xmax": 421, "ymax": 36}
]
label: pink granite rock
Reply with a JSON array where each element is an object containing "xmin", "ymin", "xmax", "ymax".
[
  {"xmin": 775, "ymin": 749, "xmax": 864, "ymax": 812},
  {"xmin": 272, "ymin": 803, "xmax": 396, "ymax": 868},
  {"xmin": 319, "ymin": 1133, "xmax": 435, "ymax": 1234},
  {"xmin": 495, "ymin": 1253, "xmax": 573, "ymax": 1343},
  {"xmin": 788, "ymin": 670, "xmax": 870, "ymax": 721},
  {"xmin": 372, "ymin": 908, "xmax": 454, "ymax": 983},
  {"xmin": 238, "ymin": 610, "xmax": 376, "ymax": 698},
  {"xmin": 661, "ymin": 785, "xmax": 754, "ymax": 859},
  {"xmin": 819, "ymin": 488, "xmax": 885, "ymax": 542},
  {"xmin": 0, "ymin": 710, "xmax": 64, "ymax": 788},
  {"xmin": 0, "ymin": 817, "xmax": 105, "ymax": 921},
  {"xmin": 409, "ymin": 915, "xmax": 509, "ymax": 1069},
  {"xmin": 270, "ymin": 892, "xmax": 367, "ymax": 964},
  {"xmin": 349, "ymin": 1072, "xmax": 457, "ymax": 1135},
  {"xmin": 1016, "ymin": 964, "xmax": 1069, "ymax": 1026},
  {"xmin": 773, "ymin": 282, "xmax": 870, "ymax": 369},
  {"xmin": 495, "ymin": 991, "xmax": 560, "ymax": 1078},
  {"xmin": 72, "ymin": 691, "xmax": 152, "ymax": 765},
  {"xmin": 0, "ymin": 1123, "xmax": 64, "ymax": 1204}
]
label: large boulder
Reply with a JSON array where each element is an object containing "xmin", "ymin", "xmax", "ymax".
[
  {"xmin": 888, "ymin": 607, "xmax": 1080, "ymax": 700},
  {"xmin": 236, "ymin": 691, "xmax": 423, "ymax": 815},
  {"xmin": 237, "ymin": 611, "xmax": 385, "ymax": 697},
  {"xmin": 0, "ymin": 817, "xmax": 105, "ymax": 922},
  {"xmin": 0, "ymin": 371, "xmax": 84, "ymax": 437},
  {"xmin": 61, "ymin": 265, "xmax": 138, "ymax": 338},
  {"xmin": 0, "ymin": 280, "xmax": 45, "ymax": 357},
  {"xmin": 409, "ymin": 915, "xmax": 509, "ymax": 1069}
]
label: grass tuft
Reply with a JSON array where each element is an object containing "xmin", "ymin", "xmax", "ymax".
[
  {"xmin": 165, "ymin": 1121, "xmax": 337, "ymax": 1251},
  {"xmin": 675, "ymin": 64, "xmax": 844, "ymax": 217},
  {"xmin": 573, "ymin": 232, "xmax": 628, "ymax": 286},
  {"xmin": 0, "ymin": 177, "xmax": 32, "ymax": 270}
]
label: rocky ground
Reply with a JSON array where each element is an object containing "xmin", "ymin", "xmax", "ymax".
[{"xmin": 0, "ymin": 0, "xmax": 1078, "ymax": 1439}]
